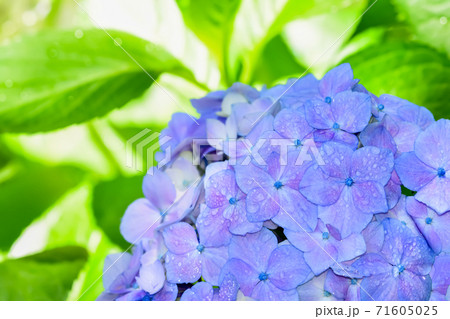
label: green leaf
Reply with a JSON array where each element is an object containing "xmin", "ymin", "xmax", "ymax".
[
  {"xmin": 0, "ymin": 246, "xmax": 88, "ymax": 300},
  {"xmin": 0, "ymin": 161, "xmax": 83, "ymax": 251},
  {"xmin": 0, "ymin": 140, "xmax": 12, "ymax": 169},
  {"xmin": 0, "ymin": 29, "xmax": 195, "ymax": 133},
  {"xmin": 70, "ymin": 236, "xmax": 119, "ymax": 301},
  {"xmin": 251, "ymin": 35, "xmax": 305, "ymax": 85},
  {"xmin": 92, "ymin": 175, "xmax": 143, "ymax": 250},
  {"xmin": 353, "ymin": 0, "xmax": 398, "ymax": 36},
  {"xmin": 391, "ymin": 0, "xmax": 450, "ymax": 57},
  {"xmin": 45, "ymin": 184, "xmax": 96, "ymax": 250},
  {"xmin": 345, "ymin": 42, "xmax": 450, "ymax": 119},
  {"xmin": 229, "ymin": 0, "xmax": 366, "ymax": 81},
  {"xmin": 176, "ymin": 0, "xmax": 241, "ymax": 78},
  {"xmin": 281, "ymin": 0, "xmax": 368, "ymax": 76}
]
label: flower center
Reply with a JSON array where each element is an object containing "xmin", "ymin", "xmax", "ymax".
[
  {"xmin": 351, "ymin": 279, "xmax": 357, "ymax": 285},
  {"xmin": 294, "ymin": 139, "xmax": 302, "ymax": 147},
  {"xmin": 229, "ymin": 197, "xmax": 237, "ymax": 205},
  {"xmin": 437, "ymin": 167, "xmax": 446, "ymax": 178},
  {"xmin": 322, "ymin": 232, "xmax": 330, "ymax": 240},
  {"xmin": 141, "ymin": 293, "xmax": 154, "ymax": 301},
  {"xmin": 377, "ymin": 104, "xmax": 385, "ymax": 111},
  {"xmin": 258, "ymin": 272, "xmax": 269, "ymax": 281},
  {"xmin": 324, "ymin": 96, "xmax": 332, "ymax": 104},
  {"xmin": 182, "ymin": 180, "xmax": 190, "ymax": 187},
  {"xmin": 425, "ymin": 217, "xmax": 433, "ymax": 224},
  {"xmin": 323, "ymin": 290, "xmax": 332, "ymax": 297},
  {"xmin": 345, "ymin": 177, "xmax": 354, "ymax": 187},
  {"xmin": 398, "ymin": 265, "xmax": 405, "ymax": 273},
  {"xmin": 196, "ymin": 244, "xmax": 205, "ymax": 253},
  {"xmin": 332, "ymin": 122, "xmax": 340, "ymax": 130},
  {"xmin": 274, "ymin": 181, "xmax": 283, "ymax": 189}
]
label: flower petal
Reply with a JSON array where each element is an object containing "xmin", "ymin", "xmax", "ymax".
[
  {"xmin": 201, "ymin": 246, "xmax": 229, "ymax": 286},
  {"xmin": 384, "ymin": 175, "xmax": 402, "ymax": 210},
  {"xmin": 331, "ymin": 130, "xmax": 360, "ymax": 149},
  {"xmin": 393, "ymin": 121, "xmax": 421, "ymax": 154},
  {"xmin": 352, "ymin": 253, "xmax": 391, "ymax": 277},
  {"xmin": 227, "ymin": 201, "xmax": 263, "ymax": 235},
  {"xmin": 297, "ymin": 272, "xmax": 340, "ymax": 301},
  {"xmin": 360, "ymin": 272, "xmax": 397, "ymax": 301},
  {"xmin": 196, "ymin": 206, "xmax": 232, "ymax": 247},
  {"xmin": 319, "ymin": 142, "xmax": 353, "ymax": 179},
  {"xmin": 206, "ymin": 118, "xmax": 227, "ymax": 150},
  {"xmin": 305, "ymin": 99, "xmax": 334, "ymax": 129},
  {"xmin": 319, "ymin": 63, "xmax": 354, "ymax": 97},
  {"xmin": 246, "ymin": 187, "xmax": 280, "ymax": 222},
  {"xmin": 378, "ymin": 195, "xmax": 419, "ymax": 236},
  {"xmin": 362, "ymin": 221, "xmax": 384, "ymax": 254},
  {"xmin": 251, "ymin": 281, "xmax": 299, "ymax": 301},
  {"xmin": 395, "ymin": 152, "xmax": 436, "ymax": 191},
  {"xmin": 162, "ymin": 222, "xmax": 198, "ymax": 255},
  {"xmin": 398, "ymin": 271, "xmax": 432, "ymax": 301},
  {"xmin": 360, "ymin": 122, "xmax": 397, "ymax": 154},
  {"xmin": 332, "ymin": 91, "xmax": 372, "ymax": 133},
  {"xmin": 274, "ymin": 108, "xmax": 313, "ymax": 140},
  {"xmin": 430, "ymin": 255, "xmax": 450, "ymax": 295},
  {"xmin": 120, "ymin": 198, "xmax": 162, "ymax": 244},
  {"xmin": 153, "ymin": 282, "xmax": 178, "ymax": 301},
  {"xmin": 216, "ymin": 273, "xmax": 240, "ymax": 301},
  {"xmin": 229, "ymin": 227, "xmax": 278, "ymax": 272},
  {"xmin": 414, "ymin": 119, "xmax": 450, "ymax": 168},
  {"xmin": 102, "ymin": 252, "xmax": 132, "ymax": 293},
  {"xmin": 180, "ymin": 282, "xmax": 214, "ymax": 301},
  {"xmin": 165, "ymin": 251, "xmax": 201, "ymax": 284},
  {"xmin": 136, "ymin": 260, "xmax": 165, "ymax": 295},
  {"xmin": 304, "ymin": 243, "xmax": 338, "ymax": 276},
  {"xmin": 336, "ymin": 233, "xmax": 366, "ymax": 262},
  {"xmin": 415, "ymin": 175, "xmax": 450, "ymax": 215},
  {"xmin": 220, "ymin": 259, "xmax": 259, "ymax": 296},
  {"xmin": 406, "ymin": 197, "xmax": 450, "ymax": 254},
  {"xmin": 324, "ymin": 271, "xmax": 350, "ymax": 300},
  {"xmin": 351, "ymin": 146, "xmax": 394, "ymax": 185},
  {"xmin": 234, "ymin": 162, "xmax": 273, "ymax": 194},
  {"xmin": 280, "ymin": 74, "xmax": 319, "ymax": 110},
  {"xmin": 205, "ymin": 169, "xmax": 237, "ymax": 208},
  {"xmin": 267, "ymin": 245, "xmax": 312, "ymax": 290},
  {"xmin": 380, "ymin": 218, "xmax": 414, "ymax": 266},
  {"xmin": 352, "ymin": 181, "xmax": 388, "ymax": 213},
  {"xmin": 299, "ymin": 165, "xmax": 344, "ymax": 206},
  {"xmin": 400, "ymin": 235, "xmax": 435, "ymax": 276},
  {"xmin": 273, "ymin": 187, "xmax": 318, "ymax": 232},
  {"xmin": 143, "ymin": 170, "xmax": 176, "ymax": 210},
  {"xmin": 319, "ymin": 187, "xmax": 373, "ymax": 238}
]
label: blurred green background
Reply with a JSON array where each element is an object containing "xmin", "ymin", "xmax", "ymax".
[{"xmin": 0, "ymin": 0, "xmax": 448, "ymax": 300}]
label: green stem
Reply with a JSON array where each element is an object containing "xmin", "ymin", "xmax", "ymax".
[
  {"xmin": 192, "ymin": 78, "xmax": 211, "ymax": 92},
  {"xmin": 222, "ymin": 29, "xmax": 234, "ymax": 87},
  {"xmin": 87, "ymin": 122, "xmax": 122, "ymax": 175}
]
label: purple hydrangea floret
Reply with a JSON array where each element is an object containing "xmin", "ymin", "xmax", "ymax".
[{"xmin": 99, "ymin": 63, "xmax": 449, "ymax": 301}]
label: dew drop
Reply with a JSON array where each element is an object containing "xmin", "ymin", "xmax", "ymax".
[
  {"xmin": 4, "ymin": 79, "xmax": 13, "ymax": 88},
  {"xmin": 74, "ymin": 29, "xmax": 84, "ymax": 39},
  {"xmin": 114, "ymin": 37, "xmax": 123, "ymax": 46},
  {"xmin": 47, "ymin": 47, "xmax": 59, "ymax": 59},
  {"xmin": 145, "ymin": 43, "xmax": 154, "ymax": 52}
]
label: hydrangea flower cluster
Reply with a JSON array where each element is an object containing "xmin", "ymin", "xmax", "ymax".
[{"xmin": 99, "ymin": 64, "xmax": 450, "ymax": 301}]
